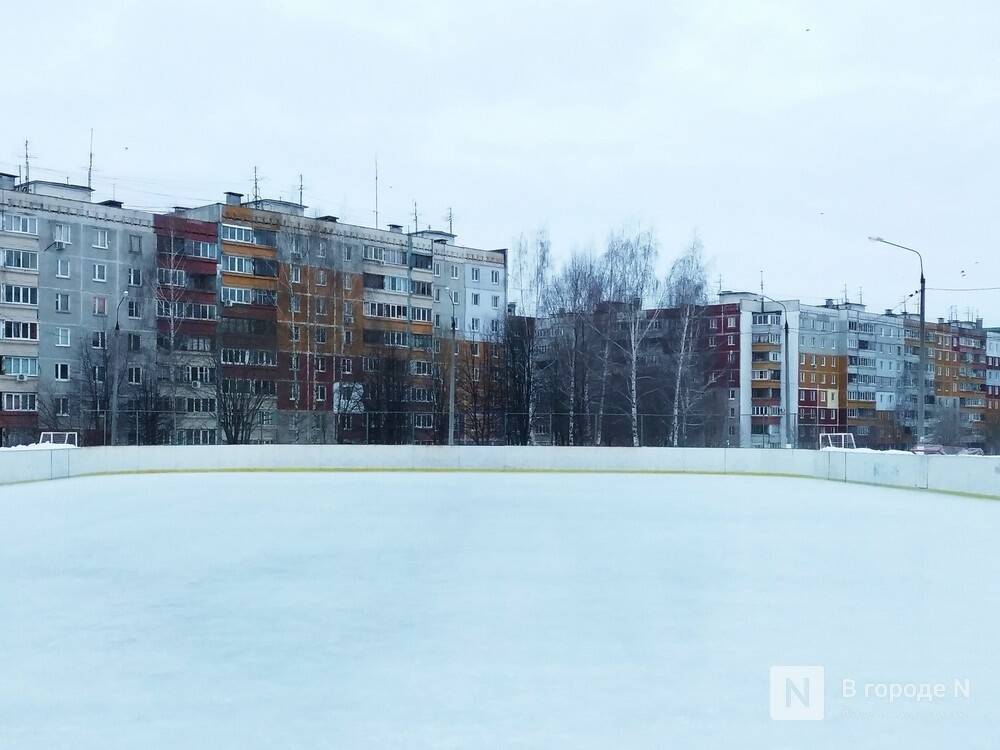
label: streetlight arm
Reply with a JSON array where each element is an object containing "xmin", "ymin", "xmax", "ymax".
[{"xmin": 868, "ymin": 237, "xmax": 924, "ymax": 277}]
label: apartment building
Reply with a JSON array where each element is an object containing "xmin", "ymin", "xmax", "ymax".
[{"xmin": 1, "ymin": 175, "xmax": 156, "ymax": 446}]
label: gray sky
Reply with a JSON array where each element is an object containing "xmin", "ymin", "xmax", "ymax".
[{"xmin": 5, "ymin": 1, "xmax": 999, "ymax": 321}]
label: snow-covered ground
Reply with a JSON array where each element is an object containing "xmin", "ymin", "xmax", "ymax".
[{"xmin": 1, "ymin": 472, "xmax": 997, "ymax": 748}]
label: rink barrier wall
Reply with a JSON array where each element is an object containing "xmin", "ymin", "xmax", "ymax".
[{"xmin": 0, "ymin": 446, "xmax": 997, "ymax": 498}]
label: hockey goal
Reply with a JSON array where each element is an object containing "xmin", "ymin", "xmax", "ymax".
[
  {"xmin": 819, "ymin": 432, "xmax": 856, "ymax": 450},
  {"xmin": 39, "ymin": 431, "xmax": 80, "ymax": 447}
]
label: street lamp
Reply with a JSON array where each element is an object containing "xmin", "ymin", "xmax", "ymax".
[
  {"xmin": 869, "ymin": 236, "xmax": 926, "ymax": 444},
  {"xmin": 759, "ymin": 294, "xmax": 793, "ymax": 448},
  {"xmin": 110, "ymin": 290, "xmax": 129, "ymax": 446},
  {"xmin": 444, "ymin": 286, "xmax": 458, "ymax": 446}
]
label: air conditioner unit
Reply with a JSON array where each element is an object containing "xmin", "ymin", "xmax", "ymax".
[
  {"xmin": 52, "ymin": 241, "xmax": 66, "ymax": 251},
  {"xmin": 224, "ymin": 300, "xmax": 234, "ymax": 307},
  {"xmin": 16, "ymin": 373, "xmax": 28, "ymax": 382},
  {"xmin": 191, "ymin": 380, "xmax": 201, "ymax": 389}
]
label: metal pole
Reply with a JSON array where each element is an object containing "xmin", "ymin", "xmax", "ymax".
[
  {"xmin": 918, "ymin": 270, "xmax": 926, "ymax": 444},
  {"xmin": 868, "ymin": 237, "xmax": 926, "ymax": 445},
  {"xmin": 447, "ymin": 289, "xmax": 457, "ymax": 446},
  {"xmin": 109, "ymin": 291, "xmax": 128, "ymax": 446}
]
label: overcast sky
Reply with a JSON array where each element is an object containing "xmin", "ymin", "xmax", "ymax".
[{"xmin": 5, "ymin": 1, "xmax": 998, "ymax": 321}]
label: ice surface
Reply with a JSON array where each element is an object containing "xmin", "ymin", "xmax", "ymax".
[{"xmin": 1, "ymin": 472, "xmax": 998, "ymax": 748}]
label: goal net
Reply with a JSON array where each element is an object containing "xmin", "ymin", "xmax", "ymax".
[
  {"xmin": 819, "ymin": 432, "xmax": 856, "ymax": 450},
  {"xmin": 39, "ymin": 431, "xmax": 79, "ymax": 447}
]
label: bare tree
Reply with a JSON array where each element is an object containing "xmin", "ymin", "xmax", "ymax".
[
  {"xmin": 601, "ymin": 227, "xmax": 662, "ymax": 446},
  {"xmin": 664, "ymin": 237, "xmax": 710, "ymax": 446},
  {"xmin": 216, "ymin": 372, "xmax": 269, "ymax": 444}
]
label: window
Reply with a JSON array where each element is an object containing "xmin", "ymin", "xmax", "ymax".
[
  {"xmin": 128, "ymin": 367, "xmax": 142, "ymax": 385},
  {"xmin": 221, "ymin": 224, "xmax": 254, "ymax": 243},
  {"xmin": 57, "ymin": 258, "xmax": 71, "ymax": 278},
  {"xmin": 56, "ymin": 327, "xmax": 71, "ymax": 347},
  {"xmin": 343, "ymin": 273, "xmax": 352, "ymax": 290},
  {"xmin": 291, "ymin": 295, "xmax": 302, "ymax": 313},
  {"xmin": 2, "ymin": 249, "xmax": 38, "ymax": 271},
  {"xmin": 92, "ymin": 228, "xmax": 110, "ymax": 249},
  {"xmin": 434, "ymin": 313, "xmax": 441, "ymax": 328},
  {"xmin": 727, "ymin": 316, "xmax": 736, "ymax": 329},
  {"xmin": 314, "ymin": 357, "xmax": 328, "ymax": 373},
  {"xmin": 452, "ymin": 290, "xmax": 459, "ymax": 304},
  {"xmin": 344, "ymin": 330, "xmax": 352, "ymax": 346},
  {"xmin": 3, "ymin": 393, "xmax": 36, "ymax": 411},
  {"xmin": 2, "ymin": 284, "xmax": 37, "ymax": 305},
  {"xmin": 56, "ymin": 397, "xmax": 70, "ymax": 417},
  {"xmin": 92, "ymin": 331, "xmax": 107, "ymax": 349},
  {"xmin": 343, "ymin": 301, "xmax": 353, "ymax": 320},
  {"xmin": 56, "ymin": 293, "xmax": 70, "ymax": 313},
  {"xmin": 291, "ymin": 265, "xmax": 301, "ymax": 283},
  {"xmin": 434, "ymin": 262, "xmax": 441, "ymax": 277},
  {"xmin": 316, "ymin": 328, "xmax": 327, "ymax": 344},
  {"xmin": 317, "ymin": 269, "xmax": 327, "ymax": 286},
  {"xmin": 490, "ymin": 319, "xmax": 499, "ymax": 333},
  {"xmin": 471, "ymin": 317, "xmax": 481, "ymax": 332},
  {"xmin": 289, "ymin": 354, "xmax": 300, "ymax": 371},
  {"xmin": 92, "ymin": 366, "xmax": 106, "ymax": 384},
  {"xmin": 2, "ymin": 214, "xmax": 38, "ymax": 235},
  {"xmin": 54, "ymin": 224, "xmax": 72, "ymax": 244},
  {"xmin": 316, "ymin": 298, "xmax": 327, "ymax": 316},
  {"xmin": 129, "ymin": 234, "xmax": 142, "ymax": 254},
  {"xmin": 492, "ymin": 294, "xmax": 500, "ymax": 309},
  {"xmin": 290, "ymin": 383, "xmax": 300, "ymax": 402},
  {"xmin": 318, "ymin": 241, "xmax": 327, "ymax": 258},
  {"xmin": 472, "ymin": 292, "xmax": 480, "ymax": 306},
  {"xmin": 412, "ymin": 307, "xmax": 432, "ymax": 323},
  {"xmin": 729, "ymin": 388, "xmax": 736, "ymax": 400},
  {"xmin": 314, "ymin": 384, "xmax": 327, "ymax": 402},
  {"xmin": 128, "ymin": 268, "xmax": 142, "ymax": 287},
  {"xmin": 472, "ymin": 267, "xmax": 480, "ymax": 282},
  {"xmin": 128, "ymin": 300, "xmax": 141, "ymax": 319},
  {"xmin": 0, "ymin": 320, "xmax": 38, "ymax": 341},
  {"xmin": 93, "ymin": 263, "xmax": 107, "ymax": 282},
  {"xmin": 450, "ymin": 265, "xmax": 459, "ymax": 279},
  {"xmin": 128, "ymin": 333, "xmax": 141, "ymax": 351},
  {"xmin": 491, "ymin": 269, "xmax": 500, "ymax": 284},
  {"xmin": 339, "ymin": 357, "xmax": 352, "ymax": 374},
  {"xmin": 471, "ymin": 342, "xmax": 480, "ymax": 357},
  {"xmin": 223, "ymin": 254, "xmax": 254, "ymax": 274},
  {"xmin": 93, "ymin": 295, "xmax": 108, "ymax": 316},
  {"xmin": 54, "ymin": 363, "xmax": 70, "ymax": 381},
  {"xmin": 290, "ymin": 325, "xmax": 300, "ymax": 343},
  {"xmin": 158, "ymin": 268, "xmax": 186, "ymax": 287},
  {"xmin": 2, "ymin": 356, "xmax": 38, "ymax": 376}
]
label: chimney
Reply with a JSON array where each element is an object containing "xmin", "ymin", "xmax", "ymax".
[
  {"xmin": 318, "ymin": 215, "xmax": 339, "ymax": 223},
  {"xmin": 173, "ymin": 206, "xmax": 190, "ymax": 214},
  {"xmin": 0, "ymin": 172, "xmax": 15, "ymax": 190},
  {"xmin": 938, "ymin": 317, "xmax": 945, "ymax": 324},
  {"xmin": 976, "ymin": 317, "xmax": 984, "ymax": 329},
  {"xmin": 825, "ymin": 298, "xmax": 834, "ymax": 308},
  {"xmin": 99, "ymin": 199, "xmax": 124, "ymax": 209},
  {"xmin": 885, "ymin": 308, "xmax": 893, "ymax": 315},
  {"xmin": 224, "ymin": 191, "xmax": 243, "ymax": 206},
  {"xmin": 388, "ymin": 223, "xmax": 403, "ymax": 233}
]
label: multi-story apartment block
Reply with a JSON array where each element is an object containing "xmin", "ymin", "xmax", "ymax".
[{"xmin": 1, "ymin": 175, "xmax": 156, "ymax": 446}]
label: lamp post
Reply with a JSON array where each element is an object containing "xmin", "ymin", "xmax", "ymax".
[
  {"xmin": 759, "ymin": 294, "xmax": 792, "ymax": 448},
  {"xmin": 444, "ymin": 287, "xmax": 458, "ymax": 446},
  {"xmin": 110, "ymin": 290, "xmax": 129, "ymax": 446},
  {"xmin": 869, "ymin": 237, "xmax": 926, "ymax": 444}
]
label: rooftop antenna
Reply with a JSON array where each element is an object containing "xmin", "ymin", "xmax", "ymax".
[
  {"xmin": 445, "ymin": 207, "xmax": 454, "ymax": 234},
  {"xmin": 24, "ymin": 139, "xmax": 30, "ymax": 183},
  {"xmin": 759, "ymin": 269, "xmax": 765, "ymax": 312},
  {"xmin": 717, "ymin": 274, "xmax": 723, "ymax": 295},
  {"xmin": 87, "ymin": 129, "xmax": 94, "ymax": 189},
  {"xmin": 858, "ymin": 286, "xmax": 863, "ymax": 304},
  {"xmin": 842, "ymin": 283, "xmax": 849, "ymax": 304},
  {"xmin": 374, "ymin": 155, "xmax": 379, "ymax": 229},
  {"xmin": 253, "ymin": 166, "xmax": 260, "ymax": 203},
  {"xmin": 413, "ymin": 200, "xmax": 419, "ymax": 233},
  {"xmin": 298, "ymin": 173, "xmax": 303, "ymax": 206}
]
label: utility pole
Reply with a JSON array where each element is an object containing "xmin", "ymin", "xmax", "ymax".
[
  {"xmin": 869, "ymin": 237, "xmax": 927, "ymax": 444},
  {"xmin": 110, "ymin": 291, "xmax": 129, "ymax": 446},
  {"xmin": 446, "ymin": 287, "xmax": 458, "ymax": 445}
]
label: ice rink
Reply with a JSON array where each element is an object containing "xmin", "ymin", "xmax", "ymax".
[{"xmin": 2, "ymin": 471, "xmax": 998, "ymax": 748}]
